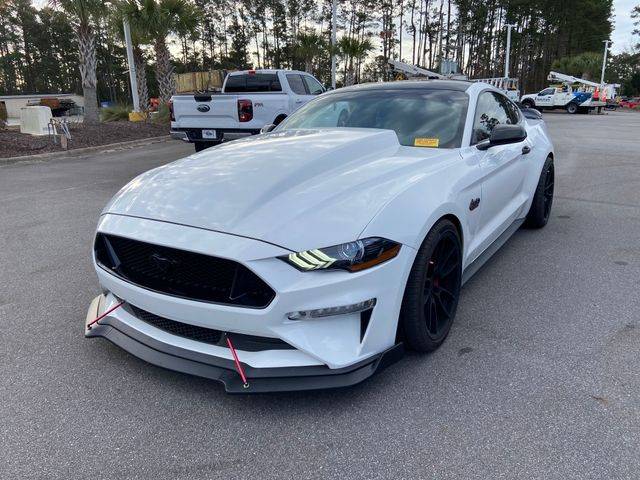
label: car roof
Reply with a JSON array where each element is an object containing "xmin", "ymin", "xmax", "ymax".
[
  {"xmin": 336, "ymin": 79, "xmax": 473, "ymax": 93},
  {"xmin": 228, "ymin": 69, "xmax": 308, "ymax": 76}
]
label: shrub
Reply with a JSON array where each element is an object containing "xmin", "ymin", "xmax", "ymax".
[
  {"xmin": 100, "ymin": 104, "xmax": 132, "ymax": 122},
  {"xmin": 153, "ymin": 102, "xmax": 171, "ymax": 124}
]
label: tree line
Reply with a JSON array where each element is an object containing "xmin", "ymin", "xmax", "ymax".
[{"xmin": 0, "ymin": 0, "xmax": 638, "ymax": 122}]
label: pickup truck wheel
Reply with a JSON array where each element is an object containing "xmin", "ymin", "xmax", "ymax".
[
  {"xmin": 521, "ymin": 99, "xmax": 535, "ymax": 109},
  {"xmin": 400, "ymin": 219, "xmax": 462, "ymax": 352},
  {"xmin": 524, "ymin": 156, "xmax": 554, "ymax": 229},
  {"xmin": 566, "ymin": 103, "xmax": 578, "ymax": 114}
]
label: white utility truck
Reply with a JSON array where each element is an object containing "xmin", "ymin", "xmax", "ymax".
[
  {"xmin": 520, "ymin": 71, "xmax": 612, "ymax": 114},
  {"xmin": 170, "ymin": 69, "xmax": 325, "ymax": 151}
]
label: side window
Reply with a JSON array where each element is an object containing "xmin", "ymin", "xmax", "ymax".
[
  {"xmin": 224, "ymin": 75, "xmax": 244, "ymax": 92},
  {"xmin": 246, "ymin": 74, "xmax": 282, "ymax": 92},
  {"xmin": 302, "ymin": 76, "xmax": 324, "ymax": 95},
  {"xmin": 539, "ymin": 88, "xmax": 554, "ymax": 96},
  {"xmin": 472, "ymin": 92, "xmax": 514, "ymax": 144},
  {"xmin": 286, "ymin": 74, "xmax": 307, "ymax": 95},
  {"xmin": 496, "ymin": 94, "xmax": 520, "ymax": 125},
  {"xmin": 224, "ymin": 74, "xmax": 282, "ymax": 92}
]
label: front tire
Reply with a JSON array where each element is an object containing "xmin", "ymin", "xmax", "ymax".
[
  {"xmin": 524, "ymin": 156, "xmax": 554, "ymax": 229},
  {"xmin": 566, "ymin": 103, "xmax": 578, "ymax": 114},
  {"xmin": 521, "ymin": 99, "xmax": 535, "ymax": 109},
  {"xmin": 400, "ymin": 219, "xmax": 462, "ymax": 352}
]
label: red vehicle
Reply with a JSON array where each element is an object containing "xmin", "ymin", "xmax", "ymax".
[{"xmin": 620, "ymin": 97, "xmax": 640, "ymax": 108}]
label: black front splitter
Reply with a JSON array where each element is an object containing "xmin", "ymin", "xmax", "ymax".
[{"xmin": 86, "ymin": 308, "xmax": 403, "ymax": 394}]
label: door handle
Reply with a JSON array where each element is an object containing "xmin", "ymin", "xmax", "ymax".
[{"xmin": 522, "ymin": 145, "xmax": 531, "ymax": 155}]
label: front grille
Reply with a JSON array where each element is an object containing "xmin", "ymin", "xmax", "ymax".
[
  {"xmin": 128, "ymin": 304, "xmax": 293, "ymax": 351},
  {"xmin": 95, "ymin": 233, "xmax": 275, "ymax": 308}
]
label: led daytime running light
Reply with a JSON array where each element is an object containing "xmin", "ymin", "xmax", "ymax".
[{"xmin": 287, "ymin": 298, "xmax": 376, "ymax": 320}]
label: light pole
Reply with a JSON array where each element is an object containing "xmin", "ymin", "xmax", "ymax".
[
  {"xmin": 123, "ymin": 18, "xmax": 140, "ymax": 112},
  {"xmin": 331, "ymin": 0, "xmax": 337, "ymax": 89},
  {"xmin": 600, "ymin": 40, "xmax": 610, "ymax": 85},
  {"xmin": 504, "ymin": 23, "xmax": 516, "ymax": 78}
]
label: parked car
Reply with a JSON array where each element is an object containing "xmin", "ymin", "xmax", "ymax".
[
  {"xmin": 170, "ymin": 69, "xmax": 326, "ymax": 152},
  {"xmin": 620, "ymin": 97, "xmax": 640, "ymax": 109},
  {"xmin": 86, "ymin": 80, "xmax": 555, "ymax": 393}
]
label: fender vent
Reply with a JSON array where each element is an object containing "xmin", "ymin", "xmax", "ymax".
[{"xmin": 360, "ymin": 309, "xmax": 373, "ymax": 342}]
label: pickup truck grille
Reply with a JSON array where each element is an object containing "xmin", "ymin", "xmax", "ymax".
[{"xmin": 94, "ymin": 233, "xmax": 275, "ymax": 308}]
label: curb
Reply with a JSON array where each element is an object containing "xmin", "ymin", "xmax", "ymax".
[{"xmin": 0, "ymin": 135, "xmax": 172, "ymax": 165}]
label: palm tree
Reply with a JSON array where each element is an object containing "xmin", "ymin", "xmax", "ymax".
[
  {"xmin": 112, "ymin": 1, "xmax": 150, "ymax": 111},
  {"xmin": 338, "ymin": 37, "xmax": 374, "ymax": 86},
  {"xmin": 49, "ymin": 0, "xmax": 104, "ymax": 123},
  {"xmin": 295, "ymin": 32, "xmax": 325, "ymax": 74},
  {"xmin": 128, "ymin": 0, "xmax": 197, "ymax": 103}
]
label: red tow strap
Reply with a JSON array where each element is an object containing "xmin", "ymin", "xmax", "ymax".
[
  {"xmin": 226, "ymin": 335, "xmax": 250, "ymax": 389},
  {"xmin": 87, "ymin": 300, "xmax": 125, "ymax": 330}
]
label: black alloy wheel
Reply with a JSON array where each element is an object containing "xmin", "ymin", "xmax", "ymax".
[
  {"xmin": 422, "ymin": 231, "xmax": 462, "ymax": 341},
  {"xmin": 524, "ymin": 156, "xmax": 554, "ymax": 229},
  {"xmin": 400, "ymin": 219, "xmax": 462, "ymax": 352},
  {"xmin": 543, "ymin": 161, "xmax": 554, "ymax": 221}
]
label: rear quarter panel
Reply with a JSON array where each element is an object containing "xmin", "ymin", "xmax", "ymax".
[{"xmin": 246, "ymin": 94, "xmax": 290, "ymax": 128}]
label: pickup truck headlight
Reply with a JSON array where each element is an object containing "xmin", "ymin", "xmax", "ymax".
[{"xmin": 280, "ymin": 238, "xmax": 401, "ymax": 272}]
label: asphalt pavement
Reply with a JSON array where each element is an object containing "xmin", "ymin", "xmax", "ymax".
[{"xmin": 1, "ymin": 111, "xmax": 639, "ymax": 479}]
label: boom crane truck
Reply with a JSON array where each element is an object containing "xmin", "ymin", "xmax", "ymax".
[{"xmin": 520, "ymin": 71, "xmax": 615, "ymax": 114}]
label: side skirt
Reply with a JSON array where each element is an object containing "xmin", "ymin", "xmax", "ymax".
[{"xmin": 462, "ymin": 218, "xmax": 525, "ymax": 286}]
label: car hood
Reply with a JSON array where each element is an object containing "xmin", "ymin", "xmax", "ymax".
[{"xmin": 103, "ymin": 128, "xmax": 455, "ymax": 252}]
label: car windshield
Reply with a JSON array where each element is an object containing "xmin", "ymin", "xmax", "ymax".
[{"xmin": 278, "ymin": 88, "xmax": 469, "ymax": 148}]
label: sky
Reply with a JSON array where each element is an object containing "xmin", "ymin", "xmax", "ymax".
[
  {"xmin": 612, "ymin": 0, "xmax": 637, "ymax": 52},
  {"xmin": 31, "ymin": 0, "xmax": 638, "ymax": 54}
]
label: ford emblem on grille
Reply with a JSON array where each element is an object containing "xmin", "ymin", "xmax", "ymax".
[
  {"xmin": 197, "ymin": 104, "xmax": 210, "ymax": 112},
  {"xmin": 150, "ymin": 253, "xmax": 179, "ymax": 273}
]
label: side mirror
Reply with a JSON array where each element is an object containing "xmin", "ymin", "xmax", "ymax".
[
  {"xmin": 260, "ymin": 123, "xmax": 276, "ymax": 134},
  {"xmin": 476, "ymin": 124, "xmax": 527, "ymax": 151}
]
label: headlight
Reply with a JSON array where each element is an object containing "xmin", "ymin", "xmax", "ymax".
[{"xmin": 280, "ymin": 237, "xmax": 401, "ymax": 272}]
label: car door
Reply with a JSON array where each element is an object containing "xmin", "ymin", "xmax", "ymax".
[
  {"xmin": 536, "ymin": 87, "xmax": 556, "ymax": 107},
  {"xmin": 285, "ymin": 73, "xmax": 310, "ymax": 112},
  {"xmin": 473, "ymin": 91, "xmax": 530, "ymax": 253}
]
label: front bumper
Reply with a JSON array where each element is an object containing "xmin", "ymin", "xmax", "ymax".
[
  {"xmin": 86, "ymin": 294, "xmax": 404, "ymax": 393},
  {"xmin": 88, "ymin": 214, "xmax": 414, "ymax": 392}
]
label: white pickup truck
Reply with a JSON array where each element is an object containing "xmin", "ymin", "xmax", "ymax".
[{"xmin": 170, "ymin": 69, "xmax": 326, "ymax": 151}]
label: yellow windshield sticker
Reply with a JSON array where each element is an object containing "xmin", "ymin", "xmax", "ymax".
[{"xmin": 414, "ymin": 138, "xmax": 439, "ymax": 148}]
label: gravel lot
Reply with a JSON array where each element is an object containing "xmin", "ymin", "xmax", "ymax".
[
  {"xmin": 1, "ymin": 110, "xmax": 639, "ymax": 479},
  {"xmin": 0, "ymin": 121, "xmax": 168, "ymax": 158}
]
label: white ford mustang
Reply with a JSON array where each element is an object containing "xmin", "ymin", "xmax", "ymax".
[{"xmin": 86, "ymin": 80, "xmax": 554, "ymax": 393}]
